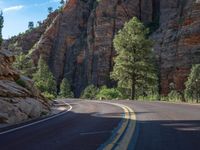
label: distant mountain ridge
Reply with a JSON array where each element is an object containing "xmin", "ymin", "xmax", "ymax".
[{"xmin": 3, "ymin": 0, "xmax": 200, "ymax": 97}]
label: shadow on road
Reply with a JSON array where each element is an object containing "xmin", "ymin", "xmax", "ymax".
[
  {"xmin": 134, "ymin": 112, "xmax": 200, "ymax": 150},
  {"xmin": 0, "ymin": 109, "xmax": 200, "ymax": 150}
]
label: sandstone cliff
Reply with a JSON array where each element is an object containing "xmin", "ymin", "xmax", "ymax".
[
  {"xmin": 0, "ymin": 50, "xmax": 50, "ymax": 125},
  {"xmin": 3, "ymin": 0, "xmax": 200, "ymax": 96}
]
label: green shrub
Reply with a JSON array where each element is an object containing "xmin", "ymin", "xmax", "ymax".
[
  {"xmin": 185, "ymin": 64, "xmax": 200, "ymax": 102},
  {"xmin": 96, "ymin": 87, "xmax": 122, "ymax": 100},
  {"xmin": 81, "ymin": 85, "xmax": 99, "ymax": 99},
  {"xmin": 15, "ymin": 78, "xmax": 26, "ymax": 88},
  {"xmin": 138, "ymin": 94, "xmax": 159, "ymax": 101},
  {"xmin": 33, "ymin": 58, "xmax": 57, "ymax": 96},
  {"xmin": 59, "ymin": 78, "xmax": 74, "ymax": 98},
  {"xmin": 42, "ymin": 92, "xmax": 56, "ymax": 100},
  {"xmin": 168, "ymin": 90, "xmax": 182, "ymax": 102}
]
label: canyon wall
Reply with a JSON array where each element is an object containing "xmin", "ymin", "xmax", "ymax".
[{"xmin": 3, "ymin": 0, "xmax": 200, "ymax": 96}]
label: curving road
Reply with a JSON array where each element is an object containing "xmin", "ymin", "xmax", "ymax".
[
  {"xmin": 0, "ymin": 100, "xmax": 124, "ymax": 150},
  {"xmin": 116, "ymin": 100, "xmax": 200, "ymax": 150},
  {"xmin": 0, "ymin": 100, "xmax": 200, "ymax": 150}
]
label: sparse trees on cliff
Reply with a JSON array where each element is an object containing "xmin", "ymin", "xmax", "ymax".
[
  {"xmin": 13, "ymin": 53, "xmax": 34, "ymax": 77},
  {"xmin": 60, "ymin": 0, "xmax": 65, "ymax": 6},
  {"xmin": 59, "ymin": 78, "xmax": 74, "ymax": 98},
  {"xmin": 185, "ymin": 64, "xmax": 200, "ymax": 103},
  {"xmin": 33, "ymin": 58, "xmax": 57, "ymax": 98},
  {"xmin": 0, "ymin": 11, "xmax": 4, "ymax": 47},
  {"xmin": 48, "ymin": 7, "xmax": 53, "ymax": 14},
  {"xmin": 37, "ymin": 21, "xmax": 42, "ymax": 26},
  {"xmin": 28, "ymin": 21, "xmax": 34, "ymax": 30},
  {"xmin": 111, "ymin": 17, "xmax": 157, "ymax": 100}
]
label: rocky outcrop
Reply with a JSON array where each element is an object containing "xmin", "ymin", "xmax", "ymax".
[
  {"xmin": 0, "ymin": 50, "xmax": 50, "ymax": 125},
  {"xmin": 86, "ymin": 0, "xmax": 154, "ymax": 88},
  {"xmin": 4, "ymin": 0, "xmax": 200, "ymax": 96},
  {"xmin": 32, "ymin": 0, "xmax": 96, "ymax": 96},
  {"xmin": 31, "ymin": 0, "xmax": 155, "ymax": 96},
  {"xmin": 152, "ymin": 0, "xmax": 200, "ymax": 95},
  {"xmin": 2, "ymin": 11, "xmax": 58, "ymax": 53}
]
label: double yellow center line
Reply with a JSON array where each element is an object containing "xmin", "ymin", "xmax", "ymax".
[{"xmin": 100, "ymin": 102, "xmax": 136, "ymax": 150}]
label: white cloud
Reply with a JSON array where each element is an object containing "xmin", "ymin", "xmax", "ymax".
[
  {"xmin": 32, "ymin": 0, "xmax": 60, "ymax": 7},
  {"xmin": 50, "ymin": 0, "xmax": 60, "ymax": 2},
  {"xmin": 3, "ymin": 5, "xmax": 24, "ymax": 13}
]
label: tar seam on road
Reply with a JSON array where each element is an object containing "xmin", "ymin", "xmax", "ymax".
[
  {"xmin": 0, "ymin": 101, "xmax": 72, "ymax": 135},
  {"xmin": 80, "ymin": 130, "xmax": 112, "ymax": 135}
]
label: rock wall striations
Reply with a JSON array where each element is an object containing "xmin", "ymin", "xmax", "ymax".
[
  {"xmin": 152, "ymin": 0, "xmax": 200, "ymax": 95},
  {"xmin": 4, "ymin": 0, "xmax": 200, "ymax": 96},
  {"xmin": 0, "ymin": 50, "xmax": 50, "ymax": 125}
]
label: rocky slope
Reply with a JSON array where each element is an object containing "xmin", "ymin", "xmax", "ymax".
[
  {"xmin": 0, "ymin": 50, "xmax": 50, "ymax": 125},
  {"xmin": 2, "ymin": 11, "xmax": 58, "ymax": 53},
  {"xmin": 3, "ymin": 0, "xmax": 200, "ymax": 96}
]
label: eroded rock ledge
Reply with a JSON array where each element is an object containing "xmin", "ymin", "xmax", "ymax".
[{"xmin": 0, "ymin": 50, "xmax": 50, "ymax": 125}]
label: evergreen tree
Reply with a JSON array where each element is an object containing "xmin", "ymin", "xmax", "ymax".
[
  {"xmin": 60, "ymin": 78, "xmax": 74, "ymax": 98},
  {"xmin": 60, "ymin": 0, "xmax": 65, "ymax": 6},
  {"xmin": 59, "ymin": 0, "xmax": 65, "ymax": 10},
  {"xmin": 37, "ymin": 21, "xmax": 42, "ymax": 26},
  {"xmin": 0, "ymin": 11, "xmax": 3, "ymax": 47},
  {"xmin": 48, "ymin": 7, "xmax": 53, "ymax": 14},
  {"xmin": 185, "ymin": 64, "xmax": 200, "ymax": 102},
  {"xmin": 13, "ymin": 53, "xmax": 34, "ymax": 77},
  {"xmin": 81, "ymin": 85, "xmax": 99, "ymax": 100},
  {"xmin": 33, "ymin": 58, "xmax": 57, "ymax": 96},
  {"xmin": 28, "ymin": 21, "xmax": 34, "ymax": 30},
  {"xmin": 111, "ymin": 17, "xmax": 157, "ymax": 100}
]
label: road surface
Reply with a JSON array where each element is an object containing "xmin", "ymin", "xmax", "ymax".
[
  {"xmin": 0, "ymin": 100, "xmax": 200, "ymax": 150},
  {"xmin": 117, "ymin": 100, "xmax": 200, "ymax": 150}
]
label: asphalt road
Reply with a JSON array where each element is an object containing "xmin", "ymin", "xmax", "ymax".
[
  {"xmin": 117, "ymin": 101, "xmax": 200, "ymax": 150},
  {"xmin": 0, "ymin": 100, "xmax": 123, "ymax": 150},
  {"xmin": 0, "ymin": 100, "xmax": 200, "ymax": 150}
]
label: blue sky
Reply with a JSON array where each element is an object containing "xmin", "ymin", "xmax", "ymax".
[{"xmin": 0, "ymin": 0, "xmax": 61, "ymax": 39}]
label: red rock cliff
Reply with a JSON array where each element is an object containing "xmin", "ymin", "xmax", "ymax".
[{"xmin": 4, "ymin": 0, "xmax": 200, "ymax": 96}]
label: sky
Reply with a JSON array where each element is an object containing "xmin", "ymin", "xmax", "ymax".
[{"xmin": 0, "ymin": 0, "xmax": 61, "ymax": 39}]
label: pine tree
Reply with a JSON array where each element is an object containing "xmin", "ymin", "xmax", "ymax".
[
  {"xmin": 60, "ymin": 78, "xmax": 74, "ymax": 98},
  {"xmin": 60, "ymin": 0, "xmax": 65, "ymax": 6},
  {"xmin": 13, "ymin": 53, "xmax": 34, "ymax": 77},
  {"xmin": 111, "ymin": 17, "xmax": 157, "ymax": 100},
  {"xmin": 0, "ymin": 11, "xmax": 4, "ymax": 47},
  {"xmin": 28, "ymin": 21, "xmax": 34, "ymax": 30},
  {"xmin": 185, "ymin": 64, "xmax": 200, "ymax": 102},
  {"xmin": 48, "ymin": 7, "xmax": 53, "ymax": 14},
  {"xmin": 33, "ymin": 58, "xmax": 57, "ymax": 96},
  {"xmin": 81, "ymin": 85, "xmax": 99, "ymax": 100}
]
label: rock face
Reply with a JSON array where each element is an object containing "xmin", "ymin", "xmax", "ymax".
[
  {"xmin": 152, "ymin": 0, "xmax": 200, "ymax": 95},
  {"xmin": 0, "ymin": 50, "xmax": 50, "ymax": 125},
  {"xmin": 2, "ymin": 11, "xmax": 58, "ymax": 53},
  {"xmin": 31, "ymin": 0, "xmax": 154, "ymax": 96},
  {"xmin": 4, "ymin": 0, "xmax": 200, "ymax": 96}
]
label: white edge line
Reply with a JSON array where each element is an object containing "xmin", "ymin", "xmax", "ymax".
[{"xmin": 0, "ymin": 101, "xmax": 72, "ymax": 135}]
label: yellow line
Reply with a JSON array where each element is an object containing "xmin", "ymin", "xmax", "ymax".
[
  {"xmin": 103, "ymin": 105, "xmax": 130, "ymax": 150},
  {"xmin": 96, "ymin": 102, "xmax": 136, "ymax": 150},
  {"xmin": 114, "ymin": 106, "xmax": 136, "ymax": 150}
]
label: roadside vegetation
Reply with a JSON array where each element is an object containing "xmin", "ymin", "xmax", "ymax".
[
  {"xmin": 33, "ymin": 58, "xmax": 57, "ymax": 99},
  {"xmin": 81, "ymin": 17, "xmax": 200, "ymax": 103},
  {"xmin": 111, "ymin": 17, "xmax": 158, "ymax": 100},
  {"xmin": 59, "ymin": 78, "xmax": 74, "ymax": 98}
]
